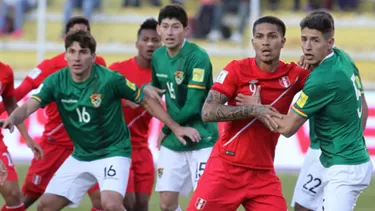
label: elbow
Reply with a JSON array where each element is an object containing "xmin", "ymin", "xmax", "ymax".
[
  {"xmin": 201, "ymin": 104, "xmax": 214, "ymax": 122},
  {"xmin": 281, "ymin": 128, "xmax": 296, "ymax": 138}
]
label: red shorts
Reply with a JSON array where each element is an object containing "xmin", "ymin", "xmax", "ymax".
[
  {"xmin": 187, "ymin": 156, "xmax": 287, "ymax": 211},
  {"xmin": 0, "ymin": 147, "xmax": 18, "ymax": 181},
  {"xmin": 22, "ymin": 141, "xmax": 73, "ymax": 197},
  {"xmin": 88, "ymin": 147, "xmax": 155, "ymax": 195}
]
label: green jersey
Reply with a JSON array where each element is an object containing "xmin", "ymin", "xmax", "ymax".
[
  {"xmin": 32, "ymin": 64, "xmax": 143, "ymax": 161},
  {"xmin": 292, "ymin": 48, "xmax": 369, "ymax": 167},
  {"xmin": 151, "ymin": 40, "xmax": 218, "ymax": 151}
]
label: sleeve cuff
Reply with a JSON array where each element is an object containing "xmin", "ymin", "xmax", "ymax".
[
  {"xmin": 188, "ymin": 84, "xmax": 205, "ymax": 89},
  {"xmin": 292, "ymin": 106, "xmax": 308, "ymax": 118},
  {"xmin": 162, "ymin": 125, "xmax": 171, "ymax": 135}
]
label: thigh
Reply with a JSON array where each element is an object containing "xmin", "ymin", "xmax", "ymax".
[
  {"xmin": 155, "ymin": 147, "xmax": 191, "ymax": 196},
  {"xmin": 91, "ymin": 156, "xmax": 131, "ymax": 197},
  {"xmin": 188, "ymin": 147, "xmax": 212, "ymax": 189},
  {"xmin": 133, "ymin": 148, "xmax": 155, "ymax": 194},
  {"xmin": 291, "ymin": 149, "xmax": 324, "ymax": 210},
  {"xmin": 23, "ymin": 142, "xmax": 73, "ymax": 197},
  {"xmin": 45, "ymin": 155, "xmax": 97, "ymax": 208},
  {"xmin": 187, "ymin": 156, "xmax": 243, "ymax": 211},
  {"xmin": 243, "ymin": 169, "xmax": 287, "ymax": 211},
  {"xmin": 0, "ymin": 147, "xmax": 18, "ymax": 181}
]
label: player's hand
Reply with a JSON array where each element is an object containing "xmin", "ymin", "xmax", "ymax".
[
  {"xmin": 172, "ymin": 126, "xmax": 201, "ymax": 145},
  {"xmin": 143, "ymin": 85, "xmax": 165, "ymax": 105},
  {"xmin": 25, "ymin": 137, "xmax": 44, "ymax": 160},
  {"xmin": 0, "ymin": 119, "xmax": 15, "ymax": 133},
  {"xmin": 157, "ymin": 131, "xmax": 167, "ymax": 150},
  {"xmin": 235, "ymin": 85, "xmax": 262, "ymax": 106},
  {"xmin": 0, "ymin": 160, "xmax": 7, "ymax": 185},
  {"xmin": 298, "ymin": 55, "xmax": 311, "ymax": 70},
  {"xmin": 123, "ymin": 100, "xmax": 140, "ymax": 109},
  {"xmin": 253, "ymin": 105, "xmax": 282, "ymax": 132}
]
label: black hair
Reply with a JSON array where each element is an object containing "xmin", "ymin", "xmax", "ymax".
[
  {"xmin": 308, "ymin": 10, "xmax": 335, "ymax": 30},
  {"xmin": 300, "ymin": 13, "xmax": 334, "ymax": 39},
  {"xmin": 65, "ymin": 16, "xmax": 90, "ymax": 34},
  {"xmin": 158, "ymin": 4, "xmax": 188, "ymax": 27},
  {"xmin": 137, "ymin": 18, "xmax": 158, "ymax": 37},
  {"xmin": 253, "ymin": 16, "xmax": 286, "ymax": 37},
  {"xmin": 65, "ymin": 30, "xmax": 96, "ymax": 53}
]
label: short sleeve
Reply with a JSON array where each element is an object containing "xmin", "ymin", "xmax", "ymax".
[
  {"xmin": 112, "ymin": 72, "xmax": 144, "ymax": 104},
  {"xmin": 187, "ymin": 55, "xmax": 212, "ymax": 90},
  {"xmin": 2, "ymin": 66, "xmax": 15, "ymax": 98},
  {"xmin": 292, "ymin": 74, "xmax": 336, "ymax": 119},
  {"xmin": 32, "ymin": 74, "xmax": 56, "ymax": 108},
  {"xmin": 210, "ymin": 60, "xmax": 239, "ymax": 99},
  {"xmin": 354, "ymin": 70, "xmax": 364, "ymax": 95},
  {"xmin": 26, "ymin": 60, "xmax": 50, "ymax": 89}
]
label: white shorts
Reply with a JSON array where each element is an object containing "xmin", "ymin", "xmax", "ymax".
[
  {"xmin": 155, "ymin": 146, "xmax": 212, "ymax": 197},
  {"xmin": 45, "ymin": 155, "xmax": 131, "ymax": 208},
  {"xmin": 317, "ymin": 160, "xmax": 373, "ymax": 211},
  {"xmin": 291, "ymin": 147, "xmax": 324, "ymax": 210}
]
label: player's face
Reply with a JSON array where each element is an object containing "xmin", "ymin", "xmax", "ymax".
[
  {"xmin": 65, "ymin": 42, "xmax": 96, "ymax": 76},
  {"xmin": 157, "ymin": 18, "xmax": 188, "ymax": 50},
  {"xmin": 252, "ymin": 23, "xmax": 285, "ymax": 63},
  {"xmin": 136, "ymin": 29, "xmax": 161, "ymax": 60},
  {"xmin": 301, "ymin": 27, "xmax": 334, "ymax": 66}
]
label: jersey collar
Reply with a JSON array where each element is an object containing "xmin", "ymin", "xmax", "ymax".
[{"xmin": 320, "ymin": 50, "xmax": 334, "ymax": 65}]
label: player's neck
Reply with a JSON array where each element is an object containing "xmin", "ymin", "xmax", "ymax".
[
  {"xmin": 71, "ymin": 66, "xmax": 93, "ymax": 83},
  {"xmin": 167, "ymin": 41, "xmax": 184, "ymax": 57},
  {"xmin": 255, "ymin": 57, "xmax": 279, "ymax": 73},
  {"xmin": 135, "ymin": 55, "xmax": 151, "ymax": 69}
]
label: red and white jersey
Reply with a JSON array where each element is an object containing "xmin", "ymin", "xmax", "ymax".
[
  {"xmin": 211, "ymin": 58, "xmax": 311, "ymax": 169},
  {"xmin": 109, "ymin": 57, "xmax": 153, "ymax": 149}
]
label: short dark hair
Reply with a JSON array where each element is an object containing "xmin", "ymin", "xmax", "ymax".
[
  {"xmin": 309, "ymin": 10, "xmax": 335, "ymax": 30},
  {"xmin": 300, "ymin": 13, "xmax": 334, "ymax": 39},
  {"xmin": 137, "ymin": 18, "xmax": 158, "ymax": 37},
  {"xmin": 253, "ymin": 16, "xmax": 286, "ymax": 37},
  {"xmin": 158, "ymin": 4, "xmax": 188, "ymax": 27},
  {"xmin": 65, "ymin": 30, "xmax": 96, "ymax": 53},
  {"xmin": 65, "ymin": 16, "xmax": 90, "ymax": 34}
]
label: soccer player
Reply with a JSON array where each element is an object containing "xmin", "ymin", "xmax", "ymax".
[
  {"xmin": 0, "ymin": 61, "xmax": 43, "ymax": 211},
  {"xmin": 151, "ymin": 5, "xmax": 219, "ymax": 211},
  {"xmin": 1, "ymin": 30, "xmax": 200, "ymax": 211},
  {"xmin": 272, "ymin": 13, "xmax": 372, "ymax": 211},
  {"xmin": 109, "ymin": 18, "xmax": 162, "ymax": 211},
  {"xmin": 290, "ymin": 11, "xmax": 369, "ymax": 211},
  {"xmin": 187, "ymin": 16, "xmax": 311, "ymax": 211},
  {"xmin": 0, "ymin": 16, "xmax": 106, "ymax": 210}
]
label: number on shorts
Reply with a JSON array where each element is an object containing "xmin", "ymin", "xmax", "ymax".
[
  {"xmin": 303, "ymin": 174, "xmax": 322, "ymax": 194},
  {"xmin": 104, "ymin": 165, "xmax": 116, "ymax": 177},
  {"xmin": 195, "ymin": 162, "xmax": 206, "ymax": 179},
  {"xmin": 2, "ymin": 152, "xmax": 13, "ymax": 166},
  {"xmin": 76, "ymin": 107, "xmax": 91, "ymax": 123}
]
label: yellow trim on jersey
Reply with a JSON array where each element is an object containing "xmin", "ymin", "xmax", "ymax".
[
  {"xmin": 135, "ymin": 89, "xmax": 141, "ymax": 100},
  {"xmin": 292, "ymin": 106, "xmax": 308, "ymax": 118},
  {"xmin": 360, "ymin": 90, "xmax": 365, "ymax": 94},
  {"xmin": 188, "ymin": 84, "xmax": 205, "ymax": 89},
  {"xmin": 31, "ymin": 96, "xmax": 41, "ymax": 102}
]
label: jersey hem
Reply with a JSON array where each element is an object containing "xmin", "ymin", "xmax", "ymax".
[
  {"xmin": 321, "ymin": 156, "xmax": 370, "ymax": 168},
  {"xmin": 161, "ymin": 142, "xmax": 214, "ymax": 152},
  {"xmin": 71, "ymin": 152, "xmax": 131, "ymax": 162},
  {"xmin": 218, "ymin": 155, "xmax": 275, "ymax": 170}
]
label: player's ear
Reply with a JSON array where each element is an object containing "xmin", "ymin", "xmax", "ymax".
[
  {"xmin": 328, "ymin": 37, "xmax": 335, "ymax": 50},
  {"xmin": 156, "ymin": 25, "xmax": 161, "ymax": 36},
  {"xmin": 281, "ymin": 37, "xmax": 286, "ymax": 49},
  {"xmin": 183, "ymin": 26, "xmax": 190, "ymax": 37},
  {"xmin": 135, "ymin": 39, "xmax": 139, "ymax": 50}
]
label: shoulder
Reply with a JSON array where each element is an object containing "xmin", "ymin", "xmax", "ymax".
[
  {"xmin": 153, "ymin": 46, "xmax": 167, "ymax": 58},
  {"xmin": 187, "ymin": 42, "xmax": 210, "ymax": 60},
  {"xmin": 0, "ymin": 61, "xmax": 12, "ymax": 74},
  {"xmin": 95, "ymin": 56, "xmax": 107, "ymax": 66},
  {"xmin": 37, "ymin": 53, "xmax": 64, "ymax": 70},
  {"xmin": 225, "ymin": 58, "xmax": 252, "ymax": 73},
  {"xmin": 286, "ymin": 62, "xmax": 312, "ymax": 76}
]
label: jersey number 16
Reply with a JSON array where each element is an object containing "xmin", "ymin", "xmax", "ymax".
[{"xmin": 76, "ymin": 107, "xmax": 91, "ymax": 123}]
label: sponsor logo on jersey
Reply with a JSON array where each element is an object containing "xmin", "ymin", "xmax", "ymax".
[
  {"xmin": 216, "ymin": 70, "xmax": 228, "ymax": 84},
  {"xmin": 33, "ymin": 174, "xmax": 42, "ymax": 185},
  {"xmin": 156, "ymin": 73, "xmax": 168, "ymax": 78},
  {"xmin": 126, "ymin": 79, "xmax": 136, "ymax": 91},
  {"xmin": 157, "ymin": 168, "xmax": 163, "ymax": 178},
  {"xmin": 175, "ymin": 71, "xmax": 184, "ymax": 85},
  {"xmin": 296, "ymin": 91, "xmax": 308, "ymax": 108},
  {"xmin": 61, "ymin": 99, "xmax": 78, "ymax": 104},
  {"xmin": 28, "ymin": 68, "xmax": 42, "ymax": 79},
  {"xmin": 195, "ymin": 197, "xmax": 207, "ymax": 210},
  {"xmin": 90, "ymin": 94, "xmax": 102, "ymax": 108},
  {"xmin": 279, "ymin": 76, "xmax": 291, "ymax": 88},
  {"xmin": 192, "ymin": 68, "xmax": 205, "ymax": 82}
]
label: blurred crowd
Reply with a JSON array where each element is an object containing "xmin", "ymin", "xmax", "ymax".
[{"xmin": 0, "ymin": 0, "xmax": 370, "ymax": 41}]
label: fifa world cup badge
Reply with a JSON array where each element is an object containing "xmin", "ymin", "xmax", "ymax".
[
  {"xmin": 90, "ymin": 94, "xmax": 102, "ymax": 108},
  {"xmin": 175, "ymin": 71, "xmax": 184, "ymax": 85}
]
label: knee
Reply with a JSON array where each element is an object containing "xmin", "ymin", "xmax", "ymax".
[
  {"xmin": 37, "ymin": 198, "xmax": 51, "ymax": 211},
  {"xmin": 89, "ymin": 191, "xmax": 103, "ymax": 210},
  {"xmin": 124, "ymin": 200, "xmax": 135, "ymax": 211},
  {"xmin": 101, "ymin": 199, "xmax": 123, "ymax": 211},
  {"xmin": 2, "ymin": 187, "xmax": 22, "ymax": 206},
  {"xmin": 135, "ymin": 201, "xmax": 148, "ymax": 211},
  {"xmin": 294, "ymin": 203, "xmax": 311, "ymax": 211},
  {"xmin": 160, "ymin": 202, "xmax": 178, "ymax": 211}
]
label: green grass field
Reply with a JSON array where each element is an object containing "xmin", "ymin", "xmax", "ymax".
[{"xmin": 1, "ymin": 164, "xmax": 374, "ymax": 210}]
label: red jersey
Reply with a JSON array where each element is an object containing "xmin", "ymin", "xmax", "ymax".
[
  {"xmin": 109, "ymin": 57, "xmax": 152, "ymax": 149},
  {"xmin": 0, "ymin": 62, "xmax": 15, "ymax": 148},
  {"xmin": 211, "ymin": 58, "xmax": 310, "ymax": 169},
  {"xmin": 14, "ymin": 53, "xmax": 106, "ymax": 147}
]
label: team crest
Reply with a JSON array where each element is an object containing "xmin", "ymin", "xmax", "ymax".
[
  {"xmin": 90, "ymin": 94, "xmax": 102, "ymax": 108},
  {"xmin": 279, "ymin": 76, "xmax": 291, "ymax": 88},
  {"xmin": 157, "ymin": 168, "xmax": 164, "ymax": 178},
  {"xmin": 195, "ymin": 197, "xmax": 207, "ymax": 210},
  {"xmin": 175, "ymin": 71, "xmax": 184, "ymax": 85}
]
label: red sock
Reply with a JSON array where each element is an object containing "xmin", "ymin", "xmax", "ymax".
[
  {"xmin": 91, "ymin": 208, "xmax": 104, "ymax": 211},
  {"xmin": 1, "ymin": 204, "xmax": 25, "ymax": 211}
]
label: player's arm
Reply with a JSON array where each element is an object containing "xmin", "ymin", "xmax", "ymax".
[
  {"xmin": 275, "ymin": 76, "xmax": 336, "ymax": 137},
  {"xmin": 362, "ymin": 94, "xmax": 368, "ymax": 130}
]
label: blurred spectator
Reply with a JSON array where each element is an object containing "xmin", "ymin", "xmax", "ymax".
[
  {"xmin": 293, "ymin": 0, "xmax": 325, "ymax": 11},
  {"xmin": 206, "ymin": 0, "xmax": 250, "ymax": 44},
  {"xmin": 63, "ymin": 0, "xmax": 102, "ymax": 27},
  {"xmin": 0, "ymin": 0, "xmax": 36, "ymax": 38},
  {"xmin": 337, "ymin": 0, "xmax": 358, "ymax": 11},
  {"xmin": 268, "ymin": 0, "xmax": 280, "ymax": 11},
  {"xmin": 122, "ymin": 0, "xmax": 162, "ymax": 7}
]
